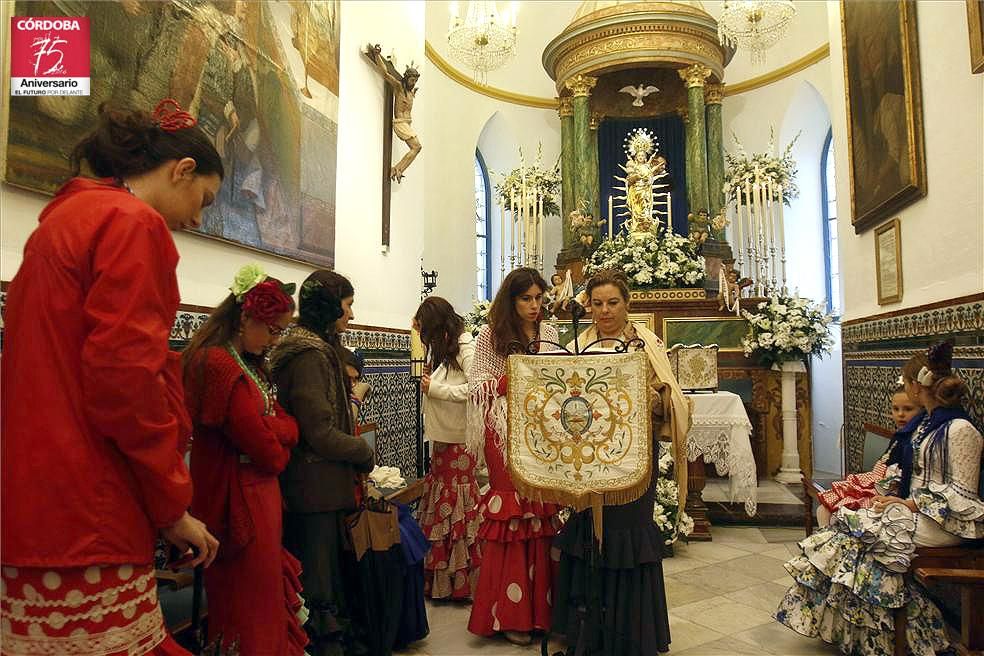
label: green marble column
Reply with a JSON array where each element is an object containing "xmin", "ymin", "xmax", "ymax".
[
  {"xmin": 705, "ymin": 83, "xmax": 726, "ymax": 239},
  {"xmin": 587, "ymin": 112, "xmax": 601, "ymax": 224},
  {"xmin": 559, "ymin": 97, "xmax": 575, "ymax": 242},
  {"xmin": 679, "ymin": 64, "xmax": 711, "ymax": 222},
  {"xmin": 565, "ymin": 75, "xmax": 596, "ymax": 252}
]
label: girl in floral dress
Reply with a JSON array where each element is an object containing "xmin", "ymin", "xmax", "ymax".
[
  {"xmin": 777, "ymin": 342, "xmax": 983, "ymax": 655},
  {"xmin": 816, "ymin": 381, "xmax": 922, "ymax": 525}
]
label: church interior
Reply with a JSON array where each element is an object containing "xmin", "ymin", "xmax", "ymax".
[{"xmin": 1, "ymin": 1, "xmax": 983, "ymax": 655}]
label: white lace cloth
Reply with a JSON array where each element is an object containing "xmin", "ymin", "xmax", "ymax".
[{"xmin": 685, "ymin": 391, "xmax": 758, "ymax": 516}]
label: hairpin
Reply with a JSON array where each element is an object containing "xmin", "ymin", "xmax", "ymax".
[{"xmin": 152, "ymin": 98, "xmax": 197, "ymax": 132}]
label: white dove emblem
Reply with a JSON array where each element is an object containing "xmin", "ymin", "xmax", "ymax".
[{"xmin": 619, "ymin": 84, "xmax": 660, "ymax": 107}]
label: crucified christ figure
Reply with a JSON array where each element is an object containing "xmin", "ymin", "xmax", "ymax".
[{"xmin": 364, "ymin": 43, "xmax": 421, "ymax": 182}]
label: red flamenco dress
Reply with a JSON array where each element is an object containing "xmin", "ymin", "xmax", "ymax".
[
  {"xmin": 187, "ymin": 347, "xmax": 308, "ymax": 655},
  {"xmin": 467, "ymin": 325, "xmax": 563, "ymax": 637}
]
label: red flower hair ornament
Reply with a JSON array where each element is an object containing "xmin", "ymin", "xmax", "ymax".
[
  {"xmin": 152, "ymin": 98, "xmax": 197, "ymax": 132},
  {"xmin": 241, "ymin": 281, "xmax": 294, "ymax": 324},
  {"xmin": 230, "ymin": 264, "xmax": 295, "ymax": 324}
]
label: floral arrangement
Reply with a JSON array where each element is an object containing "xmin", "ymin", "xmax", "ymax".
[
  {"xmin": 493, "ymin": 144, "xmax": 562, "ymax": 217},
  {"xmin": 723, "ymin": 128, "xmax": 800, "ymax": 205},
  {"xmin": 654, "ymin": 447, "xmax": 694, "ymax": 545},
  {"xmin": 464, "ymin": 299, "xmax": 492, "ymax": 337},
  {"xmin": 741, "ymin": 293, "xmax": 834, "ymax": 367},
  {"xmin": 586, "ymin": 229, "xmax": 705, "ymax": 289}
]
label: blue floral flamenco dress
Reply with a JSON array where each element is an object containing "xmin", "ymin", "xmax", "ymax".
[{"xmin": 776, "ymin": 410, "xmax": 984, "ymax": 656}]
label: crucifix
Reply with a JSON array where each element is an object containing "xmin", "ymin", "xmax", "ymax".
[{"xmin": 362, "ymin": 43, "xmax": 421, "ymax": 249}]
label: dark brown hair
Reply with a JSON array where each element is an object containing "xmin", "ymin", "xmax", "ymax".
[
  {"xmin": 488, "ymin": 267, "xmax": 548, "ymax": 356},
  {"xmin": 415, "ymin": 297, "xmax": 465, "ymax": 373},
  {"xmin": 299, "ymin": 270, "xmax": 354, "ymax": 345},
  {"xmin": 71, "ymin": 103, "xmax": 224, "ymax": 181},
  {"xmin": 585, "ymin": 268, "xmax": 631, "ymax": 305},
  {"xmin": 181, "ymin": 277, "xmax": 294, "ymax": 417},
  {"xmin": 902, "ymin": 351, "xmax": 967, "ymax": 409}
]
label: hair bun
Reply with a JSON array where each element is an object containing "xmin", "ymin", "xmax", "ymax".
[{"xmin": 927, "ymin": 339, "xmax": 954, "ymax": 373}]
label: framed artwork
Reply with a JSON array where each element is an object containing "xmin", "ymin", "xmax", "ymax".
[
  {"xmin": 661, "ymin": 316, "xmax": 749, "ymax": 353},
  {"xmin": 968, "ymin": 0, "xmax": 984, "ymax": 73},
  {"xmin": 874, "ymin": 218, "xmax": 903, "ymax": 305},
  {"xmin": 841, "ymin": 0, "xmax": 926, "ymax": 234},
  {"xmin": 3, "ymin": 0, "xmax": 340, "ymax": 268}
]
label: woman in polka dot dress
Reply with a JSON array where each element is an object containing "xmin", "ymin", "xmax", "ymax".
[
  {"xmin": 465, "ymin": 269, "xmax": 564, "ymax": 645},
  {"xmin": 1, "ymin": 101, "xmax": 221, "ymax": 655},
  {"xmin": 413, "ymin": 297, "xmax": 481, "ymax": 600}
]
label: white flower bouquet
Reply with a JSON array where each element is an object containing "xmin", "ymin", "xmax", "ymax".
[
  {"xmin": 653, "ymin": 447, "xmax": 693, "ymax": 545},
  {"xmin": 464, "ymin": 299, "xmax": 492, "ymax": 337},
  {"xmin": 741, "ymin": 293, "xmax": 834, "ymax": 367},
  {"xmin": 724, "ymin": 129, "xmax": 800, "ymax": 206},
  {"xmin": 586, "ymin": 229, "xmax": 705, "ymax": 289},
  {"xmin": 493, "ymin": 144, "xmax": 562, "ymax": 217}
]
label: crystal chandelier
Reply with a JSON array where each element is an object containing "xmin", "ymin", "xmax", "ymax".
[
  {"xmin": 447, "ymin": 1, "xmax": 518, "ymax": 82},
  {"xmin": 717, "ymin": 1, "xmax": 796, "ymax": 65}
]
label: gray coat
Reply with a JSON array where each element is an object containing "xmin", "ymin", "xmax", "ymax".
[{"xmin": 269, "ymin": 326, "xmax": 374, "ymax": 512}]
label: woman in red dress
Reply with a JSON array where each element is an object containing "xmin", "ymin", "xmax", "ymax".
[
  {"xmin": 413, "ymin": 297, "xmax": 480, "ymax": 600},
  {"xmin": 182, "ymin": 266, "xmax": 308, "ymax": 655},
  {"xmin": 466, "ymin": 268, "xmax": 564, "ymax": 645},
  {"xmin": 1, "ymin": 100, "xmax": 221, "ymax": 656}
]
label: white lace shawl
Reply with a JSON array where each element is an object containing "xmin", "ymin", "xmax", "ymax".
[{"xmin": 464, "ymin": 323, "xmax": 560, "ymax": 459}]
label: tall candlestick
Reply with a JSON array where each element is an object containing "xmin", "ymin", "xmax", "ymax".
[
  {"xmin": 498, "ymin": 198, "xmax": 504, "ymax": 276},
  {"xmin": 538, "ymin": 194, "xmax": 544, "ymax": 270},
  {"xmin": 733, "ymin": 193, "xmax": 742, "ymax": 267},
  {"xmin": 608, "ymin": 195, "xmax": 614, "ymax": 239},
  {"xmin": 778, "ymin": 185, "xmax": 787, "ymax": 291},
  {"xmin": 510, "ymin": 190, "xmax": 516, "ymax": 266}
]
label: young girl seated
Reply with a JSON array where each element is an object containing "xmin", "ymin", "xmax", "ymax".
[
  {"xmin": 777, "ymin": 341, "xmax": 983, "ymax": 656},
  {"xmin": 816, "ymin": 382, "xmax": 922, "ymax": 524}
]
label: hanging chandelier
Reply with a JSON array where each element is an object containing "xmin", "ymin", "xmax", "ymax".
[
  {"xmin": 717, "ymin": 1, "xmax": 796, "ymax": 65},
  {"xmin": 447, "ymin": 1, "xmax": 518, "ymax": 82}
]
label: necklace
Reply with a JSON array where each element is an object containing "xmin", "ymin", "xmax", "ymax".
[{"xmin": 225, "ymin": 342, "xmax": 275, "ymax": 415}]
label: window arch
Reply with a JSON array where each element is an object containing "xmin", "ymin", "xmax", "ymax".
[
  {"xmin": 820, "ymin": 129, "xmax": 841, "ymax": 318},
  {"xmin": 475, "ymin": 150, "xmax": 492, "ymax": 300}
]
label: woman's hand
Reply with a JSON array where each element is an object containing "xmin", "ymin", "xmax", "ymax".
[
  {"xmin": 161, "ymin": 511, "xmax": 220, "ymax": 568},
  {"xmin": 871, "ymin": 495, "xmax": 916, "ymax": 513},
  {"xmin": 421, "ymin": 373, "xmax": 431, "ymax": 395}
]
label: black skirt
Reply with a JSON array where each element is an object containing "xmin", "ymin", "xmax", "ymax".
[{"xmin": 551, "ymin": 466, "xmax": 671, "ymax": 655}]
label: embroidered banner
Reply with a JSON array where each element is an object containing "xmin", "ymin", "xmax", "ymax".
[{"xmin": 506, "ymin": 351, "xmax": 652, "ymax": 509}]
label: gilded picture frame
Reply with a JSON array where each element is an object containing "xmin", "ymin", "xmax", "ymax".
[
  {"xmin": 874, "ymin": 217, "xmax": 903, "ymax": 305},
  {"xmin": 968, "ymin": 0, "xmax": 984, "ymax": 74},
  {"xmin": 841, "ymin": 0, "xmax": 927, "ymax": 234}
]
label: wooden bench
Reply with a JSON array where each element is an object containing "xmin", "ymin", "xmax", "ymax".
[{"xmin": 802, "ymin": 476, "xmax": 984, "ymax": 656}]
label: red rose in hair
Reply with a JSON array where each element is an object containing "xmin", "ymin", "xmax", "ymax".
[{"xmin": 242, "ymin": 281, "xmax": 292, "ymax": 323}]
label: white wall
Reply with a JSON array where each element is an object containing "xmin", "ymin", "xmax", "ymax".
[
  {"xmin": 421, "ymin": 0, "xmax": 562, "ymax": 314},
  {"xmin": 827, "ymin": 0, "xmax": 984, "ymax": 321},
  {"xmin": 1, "ymin": 1, "xmax": 427, "ymax": 330}
]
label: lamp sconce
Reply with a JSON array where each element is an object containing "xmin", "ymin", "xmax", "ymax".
[{"xmin": 421, "ymin": 268, "xmax": 438, "ymax": 298}]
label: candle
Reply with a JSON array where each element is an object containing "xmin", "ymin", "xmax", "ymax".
[
  {"xmin": 608, "ymin": 194, "xmax": 614, "ymax": 238},
  {"xmin": 510, "ymin": 190, "xmax": 516, "ymax": 263},
  {"xmin": 538, "ymin": 193, "xmax": 544, "ymax": 268},
  {"xmin": 733, "ymin": 194, "xmax": 742, "ymax": 262},
  {"xmin": 778, "ymin": 185, "xmax": 785, "ymax": 247},
  {"xmin": 499, "ymin": 197, "xmax": 506, "ymax": 272}
]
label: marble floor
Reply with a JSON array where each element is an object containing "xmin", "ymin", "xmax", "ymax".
[{"xmin": 396, "ymin": 526, "xmax": 841, "ymax": 655}]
